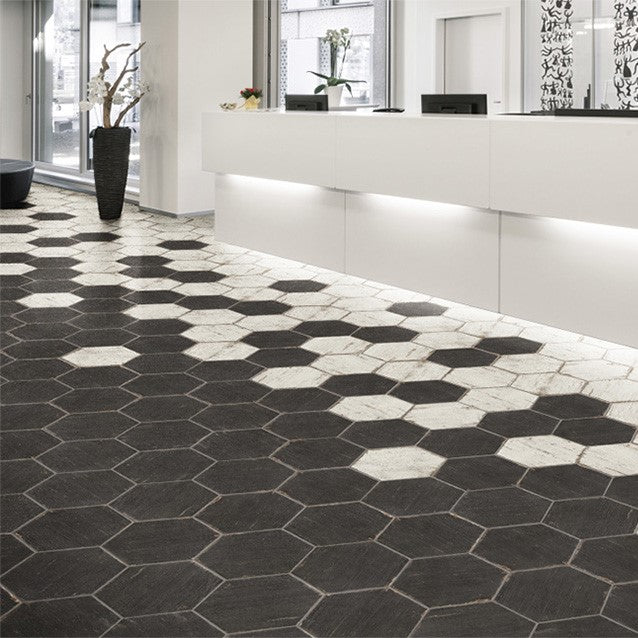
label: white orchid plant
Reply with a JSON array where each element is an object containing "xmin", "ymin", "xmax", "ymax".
[
  {"xmin": 80, "ymin": 42, "xmax": 149, "ymax": 129},
  {"xmin": 308, "ymin": 27, "xmax": 365, "ymax": 95}
]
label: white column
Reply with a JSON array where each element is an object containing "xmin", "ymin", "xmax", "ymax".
[{"xmin": 140, "ymin": 0, "xmax": 253, "ymax": 215}]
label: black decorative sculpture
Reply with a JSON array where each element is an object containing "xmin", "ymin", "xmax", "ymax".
[
  {"xmin": 540, "ymin": 0, "xmax": 574, "ymax": 110},
  {"xmin": 614, "ymin": 0, "xmax": 638, "ymax": 108}
]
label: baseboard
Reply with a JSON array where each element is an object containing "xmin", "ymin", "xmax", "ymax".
[
  {"xmin": 34, "ymin": 172, "xmax": 139, "ymax": 205},
  {"xmin": 140, "ymin": 206, "xmax": 215, "ymax": 218}
]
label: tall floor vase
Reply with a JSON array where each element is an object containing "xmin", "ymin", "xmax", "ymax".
[{"xmin": 92, "ymin": 126, "xmax": 131, "ymax": 220}]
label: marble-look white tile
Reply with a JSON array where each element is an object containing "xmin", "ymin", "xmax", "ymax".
[
  {"xmin": 606, "ymin": 402, "xmax": 638, "ymax": 426},
  {"xmin": 497, "ymin": 435, "xmax": 585, "ymax": 467},
  {"xmin": 63, "ymin": 346, "xmax": 138, "ymax": 367},
  {"xmin": 185, "ymin": 342, "xmax": 257, "ymax": 361},
  {"xmin": 285, "ymin": 306, "xmax": 349, "ymax": 321},
  {"xmin": 518, "ymin": 325, "xmax": 581, "ymax": 343},
  {"xmin": 311, "ymin": 354, "xmax": 381, "ymax": 376},
  {"xmin": 405, "ymin": 403, "xmax": 485, "ymax": 430},
  {"xmin": 398, "ymin": 318, "xmax": 463, "ymax": 336},
  {"xmin": 414, "ymin": 332, "xmax": 480, "ymax": 350},
  {"xmin": 459, "ymin": 321, "xmax": 522, "ymax": 338},
  {"xmin": 121, "ymin": 278, "xmax": 180, "ymax": 291},
  {"xmin": 165, "ymin": 260, "xmax": 220, "ymax": 271},
  {"xmin": 344, "ymin": 311, "xmax": 404, "ymax": 328},
  {"xmin": 236, "ymin": 315, "xmax": 301, "ymax": 331},
  {"xmin": 364, "ymin": 342, "xmax": 432, "ymax": 362},
  {"xmin": 323, "ymin": 284, "xmax": 379, "ymax": 299},
  {"xmin": 222, "ymin": 275, "xmax": 276, "ymax": 289},
  {"xmin": 181, "ymin": 309, "xmax": 244, "ymax": 325},
  {"xmin": 604, "ymin": 348, "xmax": 638, "ymax": 368},
  {"xmin": 539, "ymin": 342, "xmax": 606, "ymax": 362},
  {"xmin": 583, "ymin": 379, "xmax": 638, "ymax": 403},
  {"xmin": 377, "ymin": 360, "xmax": 449, "ymax": 382},
  {"xmin": 183, "ymin": 325, "xmax": 249, "ymax": 343},
  {"xmin": 443, "ymin": 305, "xmax": 499, "ymax": 323},
  {"xmin": 561, "ymin": 359, "xmax": 630, "ymax": 381},
  {"xmin": 118, "ymin": 246, "xmax": 168, "ymax": 257},
  {"xmin": 512, "ymin": 373, "xmax": 585, "ymax": 396},
  {"xmin": 0, "ymin": 263, "xmax": 34, "ymax": 275},
  {"xmin": 278, "ymin": 292, "xmax": 336, "ymax": 307},
  {"xmin": 303, "ymin": 336, "xmax": 369, "ymax": 355},
  {"xmin": 254, "ymin": 367, "xmax": 329, "ymax": 389},
  {"xmin": 124, "ymin": 304, "xmax": 188, "ymax": 320},
  {"xmin": 19, "ymin": 293, "xmax": 82, "ymax": 308},
  {"xmin": 445, "ymin": 366, "xmax": 515, "ymax": 389},
  {"xmin": 331, "ymin": 395, "xmax": 412, "ymax": 421},
  {"xmin": 351, "ymin": 446, "xmax": 445, "ymax": 481},
  {"xmin": 71, "ymin": 262, "xmax": 128, "ymax": 274},
  {"xmin": 218, "ymin": 287, "xmax": 280, "ymax": 301},
  {"xmin": 171, "ymin": 283, "xmax": 231, "ymax": 297},
  {"xmin": 375, "ymin": 288, "xmax": 430, "ymax": 303},
  {"xmin": 461, "ymin": 387, "xmax": 536, "ymax": 412},
  {"xmin": 579, "ymin": 443, "xmax": 638, "ymax": 476},
  {"xmin": 494, "ymin": 354, "xmax": 562, "ymax": 375}
]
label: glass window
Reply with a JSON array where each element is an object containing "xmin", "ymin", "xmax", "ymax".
[
  {"xmin": 33, "ymin": 0, "xmax": 141, "ymax": 177},
  {"xmin": 89, "ymin": 0, "xmax": 142, "ymax": 177},
  {"xmin": 34, "ymin": 0, "xmax": 82, "ymax": 169},
  {"xmin": 280, "ymin": 0, "xmax": 388, "ymax": 107}
]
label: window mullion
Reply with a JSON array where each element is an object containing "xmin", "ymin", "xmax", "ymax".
[{"xmin": 79, "ymin": 0, "xmax": 90, "ymax": 175}]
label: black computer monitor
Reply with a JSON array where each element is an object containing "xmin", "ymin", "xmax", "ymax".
[
  {"xmin": 285, "ymin": 94, "xmax": 329, "ymax": 111},
  {"xmin": 421, "ymin": 94, "xmax": 488, "ymax": 115}
]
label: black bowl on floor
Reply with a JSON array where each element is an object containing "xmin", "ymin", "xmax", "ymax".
[{"xmin": 1, "ymin": 159, "xmax": 35, "ymax": 208}]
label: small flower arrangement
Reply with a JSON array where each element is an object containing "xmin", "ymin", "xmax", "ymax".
[
  {"xmin": 308, "ymin": 28, "xmax": 365, "ymax": 96},
  {"xmin": 240, "ymin": 87, "xmax": 262, "ymax": 110},
  {"xmin": 79, "ymin": 42, "xmax": 149, "ymax": 128},
  {"xmin": 240, "ymin": 88, "xmax": 263, "ymax": 100}
]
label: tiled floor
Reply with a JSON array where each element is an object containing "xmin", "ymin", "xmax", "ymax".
[{"xmin": 1, "ymin": 184, "xmax": 638, "ymax": 637}]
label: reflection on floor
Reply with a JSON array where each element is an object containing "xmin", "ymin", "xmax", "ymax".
[{"xmin": 1, "ymin": 184, "xmax": 637, "ymax": 637}]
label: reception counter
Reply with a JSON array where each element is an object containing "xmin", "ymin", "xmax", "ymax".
[{"xmin": 203, "ymin": 111, "xmax": 638, "ymax": 347}]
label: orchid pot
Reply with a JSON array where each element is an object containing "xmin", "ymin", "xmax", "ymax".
[{"xmin": 325, "ymin": 85, "xmax": 344, "ymax": 108}]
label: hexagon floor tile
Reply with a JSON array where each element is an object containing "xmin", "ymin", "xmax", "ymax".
[{"xmin": 1, "ymin": 184, "xmax": 637, "ymax": 638}]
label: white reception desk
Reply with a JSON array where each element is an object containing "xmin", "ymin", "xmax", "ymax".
[{"xmin": 203, "ymin": 111, "xmax": 638, "ymax": 347}]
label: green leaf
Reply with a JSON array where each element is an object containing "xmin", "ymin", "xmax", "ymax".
[
  {"xmin": 329, "ymin": 78, "xmax": 366, "ymax": 87},
  {"xmin": 308, "ymin": 71, "xmax": 330, "ymax": 81},
  {"xmin": 345, "ymin": 83, "xmax": 353, "ymax": 95},
  {"xmin": 314, "ymin": 84, "xmax": 327, "ymax": 94}
]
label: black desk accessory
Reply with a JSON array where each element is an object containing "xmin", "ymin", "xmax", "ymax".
[
  {"xmin": 421, "ymin": 94, "xmax": 487, "ymax": 115},
  {"xmin": 285, "ymin": 94, "xmax": 329, "ymax": 111}
]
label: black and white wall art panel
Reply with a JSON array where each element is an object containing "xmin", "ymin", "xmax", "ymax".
[
  {"xmin": 614, "ymin": 0, "xmax": 638, "ymax": 108},
  {"xmin": 540, "ymin": 0, "xmax": 575, "ymax": 110}
]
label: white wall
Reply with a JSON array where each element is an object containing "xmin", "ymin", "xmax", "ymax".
[
  {"xmin": 140, "ymin": 0, "xmax": 253, "ymax": 215},
  {"xmin": 139, "ymin": 0, "xmax": 180, "ymax": 212},
  {"xmin": 393, "ymin": 0, "xmax": 522, "ymax": 112},
  {"xmin": 0, "ymin": 0, "xmax": 30, "ymax": 159}
]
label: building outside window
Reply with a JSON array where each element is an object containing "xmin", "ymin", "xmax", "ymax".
[{"xmin": 280, "ymin": 0, "xmax": 389, "ymax": 107}]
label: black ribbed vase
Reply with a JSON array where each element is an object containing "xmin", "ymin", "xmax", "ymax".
[{"xmin": 92, "ymin": 126, "xmax": 131, "ymax": 220}]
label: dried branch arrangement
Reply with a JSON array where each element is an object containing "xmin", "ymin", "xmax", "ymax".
[{"xmin": 80, "ymin": 41, "xmax": 149, "ymax": 128}]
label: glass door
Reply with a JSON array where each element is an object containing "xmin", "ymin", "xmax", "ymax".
[
  {"xmin": 33, "ymin": 0, "xmax": 141, "ymax": 182},
  {"xmin": 34, "ymin": 0, "xmax": 83, "ymax": 170},
  {"xmin": 88, "ymin": 0, "xmax": 142, "ymax": 177}
]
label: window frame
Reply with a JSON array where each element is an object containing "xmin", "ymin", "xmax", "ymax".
[
  {"xmin": 256, "ymin": 0, "xmax": 393, "ymax": 109},
  {"xmin": 31, "ymin": 0, "xmax": 140, "ymax": 193}
]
